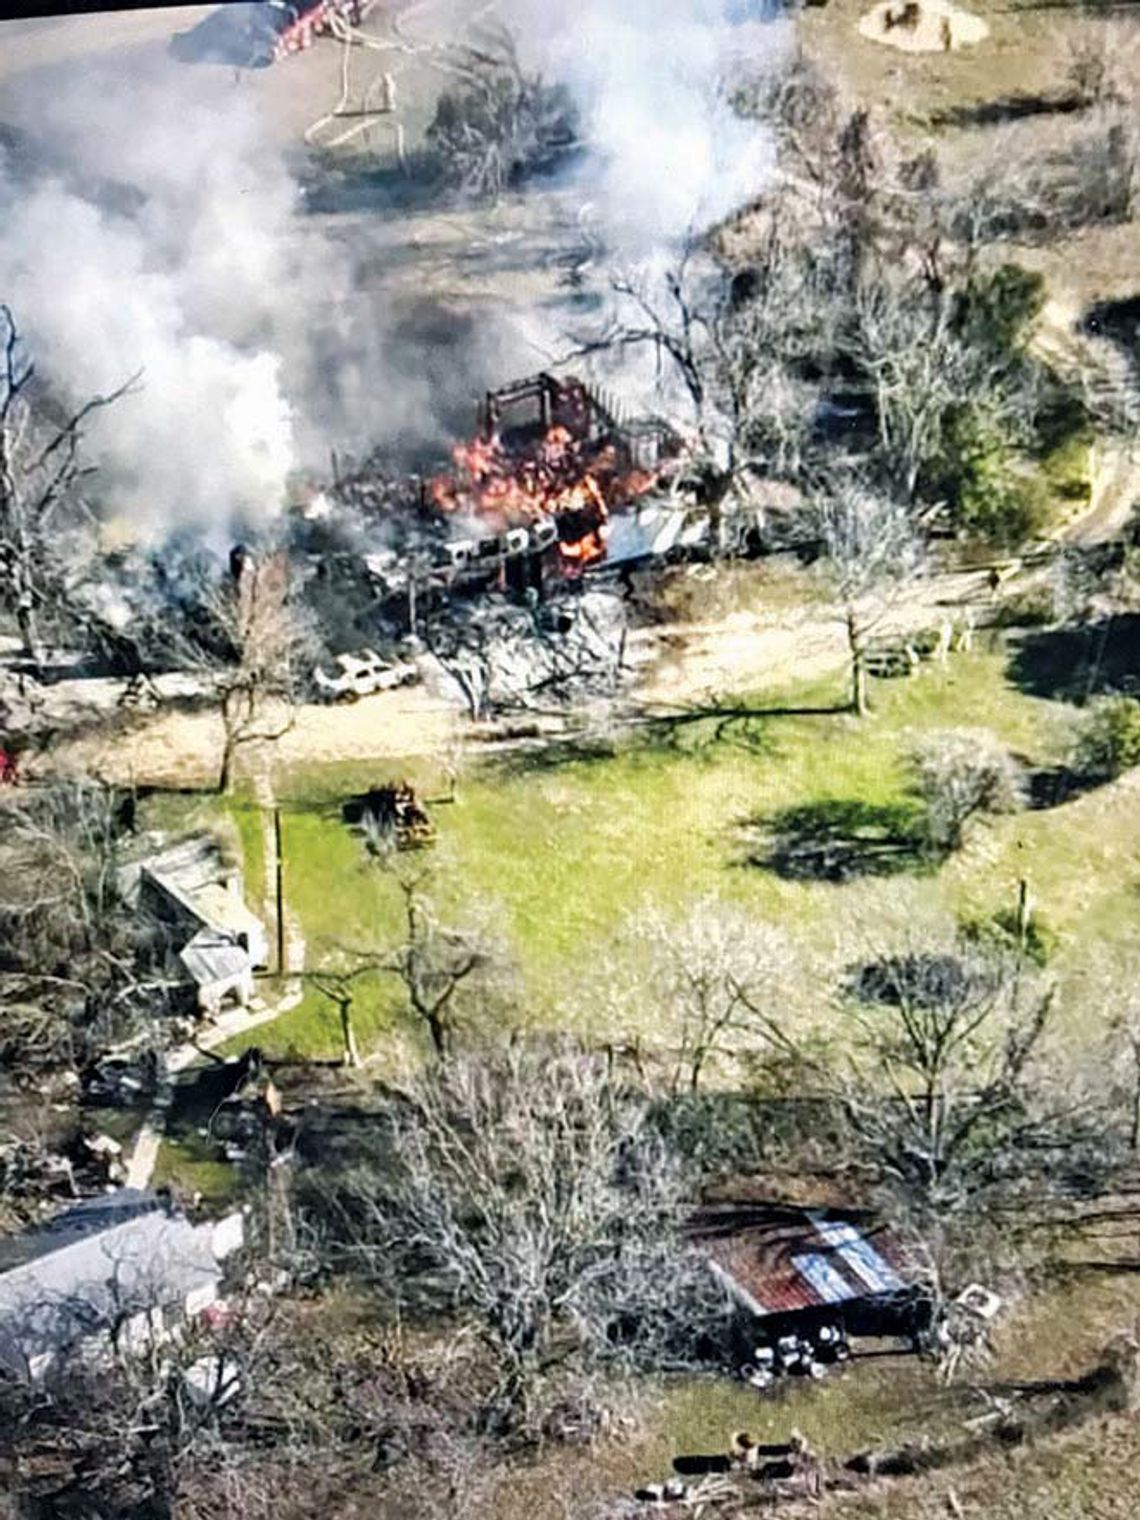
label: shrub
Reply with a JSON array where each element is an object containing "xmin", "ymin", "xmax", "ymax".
[
  {"xmin": 954, "ymin": 264, "xmax": 1045, "ymax": 359},
  {"xmin": 1041, "ymin": 432, "xmax": 1092, "ymax": 504},
  {"xmin": 934, "ymin": 405, "xmax": 1050, "ymax": 548},
  {"xmin": 960, "ymin": 908, "xmax": 1058, "ymax": 968},
  {"xmin": 992, "ymin": 585, "xmax": 1058, "ymax": 629},
  {"xmin": 910, "ymin": 626, "xmax": 945, "ymax": 657},
  {"xmin": 1075, "ymin": 695, "xmax": 1140, "ymax": 780},
  {"xmin": 912, "ymin": 728, "xmax": 1027, "ymax": 854},
  {"xmin": 1033, "ymin": 371, "xmax": 1091, "ymax": 456}
]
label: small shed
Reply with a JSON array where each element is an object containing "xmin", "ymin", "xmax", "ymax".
[
  {"xmin": 178, "ymin": 929, "xmax": 256, "ymax": 1013},
  {"xmin": 695, "ymin": 1204, "xmax": 927, "ymax": 1344},
  {"xmin": 120, "ymin": 834, "xmax": 268, "ymax": 1016}
]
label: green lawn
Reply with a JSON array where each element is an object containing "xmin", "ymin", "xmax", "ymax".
[
  {"xmin": 227, "ymin": 798, "xmax": 269, "ymax": 919},
  {"xmin": 151, "ymin": 1130, "xmax": 242, "ymax": 1209},
  {"xmin": 142, "ymin": 642, "xmax": 1140, "ymax": 1064},
  {"xmin": 255, "ymin": 646, "xmax": 1135, "ymax": 1057},
  {"xmin": 135, "ymin": 789, "xmax": 268, "ymax": 918}
]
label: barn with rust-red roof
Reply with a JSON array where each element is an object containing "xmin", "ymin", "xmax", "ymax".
[{"xmin": 694, "ymin": 1204, "xmax": 927, "ymax": 1340}]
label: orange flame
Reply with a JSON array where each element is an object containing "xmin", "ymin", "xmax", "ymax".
[{"xmin": 428, "ymin": 423, "xmax": 658, "ymax": 567}]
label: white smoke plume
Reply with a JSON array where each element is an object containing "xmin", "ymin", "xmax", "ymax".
[
  {"xmin": 0, "ymin": 0, "xmax": 786, "ymax": 543},
  {"xmin": 0, "ymin": 59, "xmax": 306, "ymax": 537},
  {"xmin": 507, "ymin": 0, "xmax": 788, "ymax": 255}
]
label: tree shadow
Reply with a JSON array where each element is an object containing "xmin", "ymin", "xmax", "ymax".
[
  {"xmin": 846, "ymin": 951, "xmax": 980, "ymax": 1008},
  {"xmin": 489, "ymin": 700, "xmax": 844, "ymax": 775},
  {"xmin": 1006, "ymin": 616, "xmax": 1140, "ymax": 703},
  {"xmin": 637, "ymin": 702, "xmax": 847, "ymax": 760},
  {"xmin": 929, "ymin": 91, "xmax": 1086, "ymax": 130},
  {"xmin": 490, "ymin": 731, "xmax": 624, "ymax": 777},
  {"xmin": 745, "ymin": 799, "xmax": 928, "ymax": 883},
  {"xmin": 1082, "ymin": 293, "xmax": 1140, "ymax": 386},
  {"xmin": 1025, "ymin": 763, "xmax": 1106, "ymax": 810}
]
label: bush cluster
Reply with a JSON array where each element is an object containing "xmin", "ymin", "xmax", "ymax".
[{"xmin": 1075, "ymin": 695, "xmax": 1140, "ymax": 780}]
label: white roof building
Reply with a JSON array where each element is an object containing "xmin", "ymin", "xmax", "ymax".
[{"xmin": 0, "ymin": 1190, "xmax": 244, "ymax": 1380}]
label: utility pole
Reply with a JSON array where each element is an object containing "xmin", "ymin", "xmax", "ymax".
[
  {"xmin": 1016, "ymin": 877, "xmax": 1031, "ymax": 956},
  {"xmin": 274, "ymin": 806, "xmax": 286, "ymax": 975}
]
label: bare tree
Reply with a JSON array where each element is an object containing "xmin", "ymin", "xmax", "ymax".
[
  {"xmin": 574, "ymin": 234, "xmax": 848, "ymax": 547},
  {"xmin": 0, "ymin": 1286, "xmax": 271, "ymax": 1519},
  {"xmin": 0, "ymin": 303, "xmax": 139, "ymax": 667},
  {"xmin": 177, "ymin": 550, "xmax": 316, "ymax": 794},
  {"xmin": 1111, "ymin": 1000, "xmax": 1140, "ymax": 1155},
  {"xmin": 304, "ymin": 963, "xmax": 374, "ymax": 1068},
  {"xmin": 619, "ymin": 898, "xmax": 799, "ymax": 1093},
  {"xmin": 383, "ymin": 868, "xmax": 497, "ymax": 1061},
  {"xmin": 305, "ymin": 1044, "xmax": 730, "ymax": 1428},
  {"xmin": 852, "ymin": 282, "xmax": 976, "ymax": 505},
  {"xmin": 305, "ymin": 862, "xmax": 499, "ymax": 1063},
  {"xmin": 810, "ymin": 479, "xmax": 923, "ymax": 716},
  {"xmin": 424, "ymin": 590, "xmax": 627, "ymax": 723},
  {"xmin": 911, "ymin": 728, "xmax": 1026, "ymax": 856},
  {"xmin": 0, "ymin": 778, "xmax": 176, "ymax": 1087},
  {"xmin": 834, "ymin": 936, "xmax": 1099, "ymax": 1255},
  {"xmin": 424, "ymin": 21, "xmax": 579, "ymax": 199},
  {"xmin": 1100, "ymin": 958, "xmax": 1140, "ymax": 1155}
]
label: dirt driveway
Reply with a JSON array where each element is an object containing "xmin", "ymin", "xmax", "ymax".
[
  {"xmin": 46, "ymin": 681, "xmax": 460, "ymax": 789},
  {"xmin": 37, "ymin": 566, "xmax": 995, "ymax": 786}
]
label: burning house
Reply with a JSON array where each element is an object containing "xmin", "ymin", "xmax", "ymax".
[
  {"xmin": 336, "ymin": 372, "xmax": 694, "ymax": 617},
  {"xmin": 298, "ymin": 372, "xmax": 703, "ymax": 707},
  {"xmin": 428, "ymin": 372, "xmax": 686, "ymax": 576}
]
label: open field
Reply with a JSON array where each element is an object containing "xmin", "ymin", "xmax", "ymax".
[
  {"xmin": 130, "ymin": 625, "xmax": 1140, "ymax": 1070},
  {"xmin": 802, "ymin": 0, "xmax": 1140, "ymax": 312}
]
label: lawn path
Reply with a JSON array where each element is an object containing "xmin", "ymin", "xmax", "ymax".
[{"xmin": 121, "ymin": 993, "xmax": 305, "ymax": 1189}]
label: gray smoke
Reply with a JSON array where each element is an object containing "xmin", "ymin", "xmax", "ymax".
[
  {"xmin": 0, "ymin": 40, "xmax": 473, "ymax": 539},
  {"xmin": 0, "ymin": 60, "xmax": 307, "ymax": 536},
  {"xmin": 506, "ymin": 0, "xmax": 788, "ymax": 254}
]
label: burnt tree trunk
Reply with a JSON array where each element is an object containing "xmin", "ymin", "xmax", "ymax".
[
  {"xmin": 218, "ymin": 731, "xmax": 238, "ymax": 796},
  {"xmin": 15, "ymin": 592, "xmax": 43, "ymax": 669}
]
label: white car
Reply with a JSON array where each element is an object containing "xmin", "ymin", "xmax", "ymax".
[{"xmin": 313, "ymin": 649, "xmax": 419, "ymax": 702}]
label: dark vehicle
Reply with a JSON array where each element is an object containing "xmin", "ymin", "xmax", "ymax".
[{"xmin": 169, "ymin": 3, "xmax": 284, "ymax": 68}]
